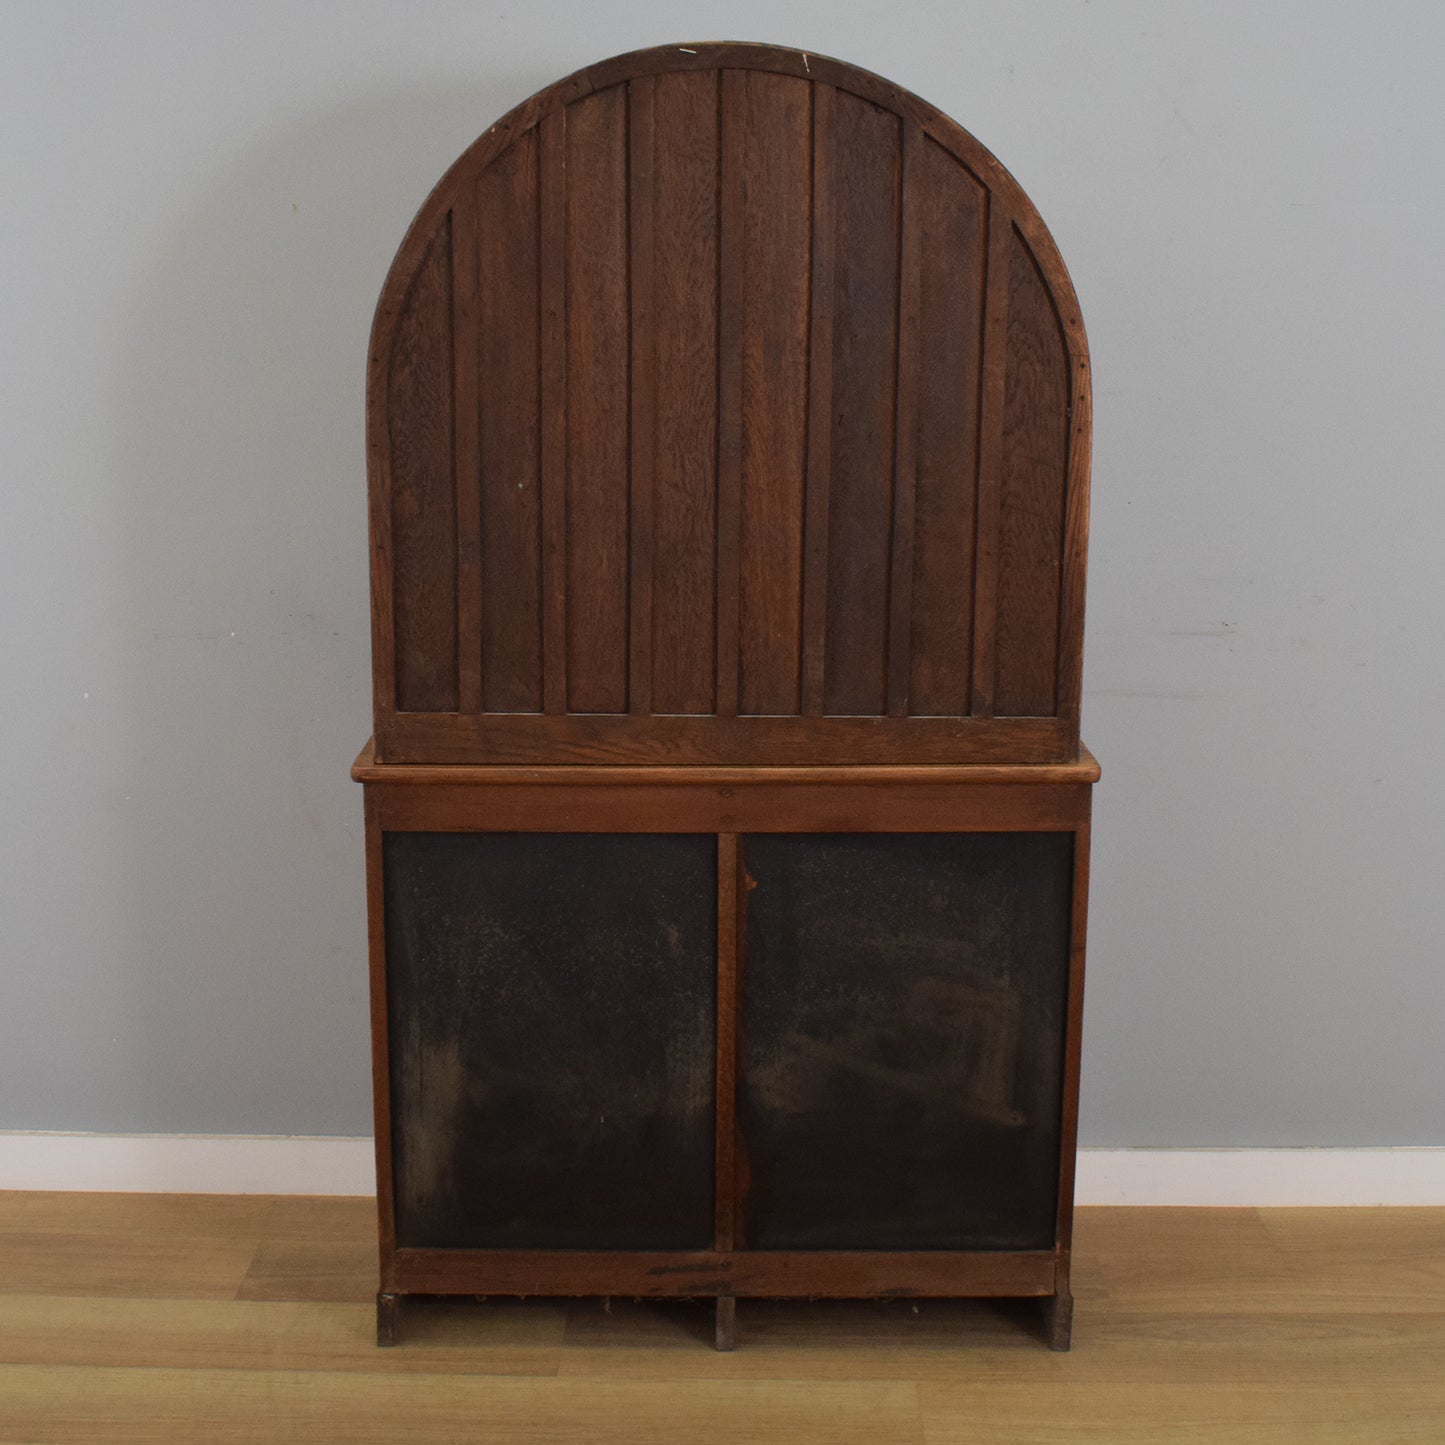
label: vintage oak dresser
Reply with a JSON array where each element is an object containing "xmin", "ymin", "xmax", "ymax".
[{"xmin": 353, "ymin": 42, "xmax": 1096, "ymax": 1351}]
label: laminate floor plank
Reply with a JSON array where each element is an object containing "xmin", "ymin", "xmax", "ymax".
[
  {"xmin": 0, "ymin": 1294, "xmax": 565, "ymax": 1377},
  {"xmin": 918, "ymin": 1380, "xmax": 1445, "ymax": 1444},
  {"xmin": 0, "ymin": 1364, "xmax": 923, "ymax": 1445},
  {"xmin": 0, "ymin": 1194, "xmax": 1441, "ymax": 1443}
]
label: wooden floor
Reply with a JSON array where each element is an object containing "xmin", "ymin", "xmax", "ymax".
[{"xmin": 0, "ymin": 1196, "xmax": 1441, "ymax": 1442}]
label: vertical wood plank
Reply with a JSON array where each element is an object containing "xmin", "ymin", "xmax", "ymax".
[
  {"xmin": 822, "ymin": 90, "xmax": 901, "ymax": 716},
  {"xmin": 476, "ymin": 134, "xmax": 544, "ymax": 712},
  {"xmin": 885, "ymin": 122, "xmax": 923, "ymax": 718},
  {"xmin": 1054, "ymin": 813, "xmax": 1091, "ymax": 1271},
  {"xmin": 389, "ymin": 218, "xmax": 458, "ymax": 713},
  {"xmin": 650, "ymin": 70, "xmax": 720, "ymax": 715},
  {"xmin": 799, "ymin": 82, "xmax": 835, "ymax": 718},
  {"xmin": 363, "ymin": 792, "xmax": 397, "ymax": 1277},
  {"xmin": 1055, "ymin": 343, "xmax": 1092, "ymax": 734},
  {"xmin": 715, "ymin": 832, "xmax": 740, "ymax": 1253},
  {"xmin": 970, "ymin": 200, "xmax": 1013, "ymax": 719},
  {"xmin": 452, "ymin": 182, "xmax": 483, "ymax": 714},
  {"xmin": 715, "ymin": 69, "xmax": 746, "ymax": 718},
  {"xmin": 628, "ymin": 76, "xmax": 656, "ymax": 716},
  {"xmin": 565, "ymin": 86, "xmax": 631, "ymax": 714},
  {"xmin": 539, "ymin": 110, "xmax": 568, "ymax": 715},
  {"xmin": 736, "ymin": 72, "xmax": 811, "ymax": 717},
  {"xmin": 909, "ymin": 141, "xmax": 988, "ymax": 716},
  {"xmin": 996, "ymin": 229, "xmax": 1069, "ymax": 716}
]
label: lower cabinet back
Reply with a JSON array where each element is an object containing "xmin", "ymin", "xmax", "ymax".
[
  {"xmin": 740, "ymin": 832, "xmax": 1072, "ymax": 1251},
  {"xmin": 380, "ymin": 830, "xmax": 1072, "ymax": 1257},
  {"xmin": 383, "ymin": 832, "xmax": 718, "ymax": 1250}
]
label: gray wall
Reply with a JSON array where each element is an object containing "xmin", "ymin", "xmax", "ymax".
[{"xmin": 3, "ymin": 1, "xmax": 1441, "ymax": 1145}]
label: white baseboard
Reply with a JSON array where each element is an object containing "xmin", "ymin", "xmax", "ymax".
[
  {"xmin": 1, "ymin": 1135, "xmax": 1442, "ymax": 1205},
  {"xmin": 0, "ymin": 1132, "xmax": 376, "ymax": 1196},
  {"xmin": 1074, "ymin": 1147, "xmax": 1445, "ymax": 1206}
]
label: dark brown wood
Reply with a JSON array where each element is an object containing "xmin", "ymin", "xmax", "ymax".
[
  {"xmin": 368, "ymin": 778, "xmax": 1091, "ymax": 836},
  {"xmin": 564, "ymin": 85, "xmax": 630, "ymax": 715},
  {"xmin": 389, "ymin": 1247, "xmax": 1057, "ymax": 1298},
  {"xmin": 650, "ymin": 70, "xmax": 720, "ymax": 715},
  {"xmin": 476, "ymin": 128, "xmax": 543, "ymax": 713},
  {"xmin": 1043, "ymin": 1288, "xmax": 1074, "ymax": 1351},
  {"xmin": 362, "ymin": 794, "xmax": 396, "ymax": 1279},
  {"xmin": 996, "ymin": 225, "xmax": 1069, "ymax": 716},
  {"xmin": 1054, "ymin": 804, "xmax": 1093, "ymax": 1264},
  {"xmin": 357, "ymin": 43, "xmax": 1096, "ymax": 1353},
  {"xmin": 538, "ymin": 108, "xmax": 568, "ymax": 717},
  {"xmin": 714, "ymin": 1295, "xmax": 737, "ymax": 1352},
  {"xmin": 971, "ymin": 197, "xmax": 1012, "ymax": 720},
  {"xmin": 715, "ymin": 69, "xmax": 746, "ymax": 720},
  {"xmin": 366, "ymin": 42, "xmax": 1090, "ymax": 765},
  {"xmin": 886, "ymin": 121, "xmax": 924, "ymax": 719},
  {"xmin": 715, "ymin": 834, "xmax": 740, "ymax": 1253},
  {"xmin": 739, "ymin": 71, "xmax": 811, "ymax": 717},
  {"xmin": 911, "ymin": 136, "xmax": 987, "ymax": 716},
  {"xmin": 451, "ymin": 179, "xmax": 482, "ymax": 715},
  {"xmin": 375, "ymin": 1291, "xmax": 401, "ymax": 1347},
  {"xmin": 800, "ymin": 79, "xmax": 836, "ymax": 719},
  {"xmin": 377, "ymin": 711, "xmax": 1075, "ymax": 767},
  {"xmin": 627, "ymin": 75, "xmax": 656, "ymax": 718},
  {"xmin": 386, "ymin": 219, "xmax": 457, "ymax": 714}
]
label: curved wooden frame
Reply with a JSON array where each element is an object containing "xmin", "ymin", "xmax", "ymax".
[{"xmin": 366, "ymin": 41, "xmax": 1091, "ymax": 766}]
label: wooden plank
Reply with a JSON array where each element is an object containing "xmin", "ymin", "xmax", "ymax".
[
  {"xmin": 367, "ymin": 776, "xmax": 1092, "ymax": 836},
  {"xmin": 822, "ymin": 89, "xmax": 902, "ymax": 716},
  {"xmin": 375, "ymin": 711, "xmax": 1077, "ymax": 767},
  {"xmin": 649, "ymin": 70, "xmax": 720, "ymax": 714},
  {"xmin": 996, "ymin": 226, "xmax": 1070, "ymax": 716},
  {"xmin": 0, "ymin": 1363, "xmax": 924, "ymax": 1444},
  {"xmin": 1056, "ymin": 346, "xmax": 1092, "ymax": 734},
  {"xmin": 714, "ymin": 68, "xmax": 746, "ymax": 718},
  {"xmin": 451, "ymin": 181, "xmax": 482, "ymax": 714},
  {"xmin": 364, "ymin": 793, "xmax": 396, "ymax": 1281},
  {"xmin": 799, "ymin": 81, "xmax": 835, "ymax": 717},
  {"xmin": 971, "ymin": 198, "xmax": 1012, "ymax": 718},
  {"xmin": 476, "ymin": 130, "xmax": 544, "ymax": 712},
  {"xmin": 565, "ymin": 84, "xmax": 631, "ymax": 713},
  {"xmin": 1054, "ymin": 808, "xmax": 1091, "ymax": 1274},
  {"xmin": 910, "ymin": 138, "xmax": 988, "ymax": 716},
  {"xmin": 0, "ymin": 1292, "xmax": 567, "ymax": 1377},
  {"xmin": 393, "ymin": 1247, "xmax": 1055, "ymax": 1297},
  {"xmin": 351, "ymin": 740, "xmax": 1103, "ymax": 788},
  {"xmin": 538, "ymin": 108, "xmax": 568, "ymax": 715},
  {"xmin": 627, "ymin": 75, "xmax": 656, "ymax": 716},
  {"xmin": 737, "ymin": 71, "xmax": 812, "ymax": 716},
  {"xmin": 715, "ymin": 833, "xmax": 740, "ymax": 1252},
  {"xmin": 885, "ymin": 121, "xmax": 923, "ymax": 717},
  {"xmin": 388, "ymin": 218, "xmax": 458, "ymax": 713}
]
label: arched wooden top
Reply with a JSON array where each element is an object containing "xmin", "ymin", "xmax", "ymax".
[{"xmin": 368, "ymin": 43, "xmax": 1090, "ymax": 765}]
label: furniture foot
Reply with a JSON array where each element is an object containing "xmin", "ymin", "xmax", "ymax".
[
  {"xmin": 376, "ymin": 1291, "xmax": 402, "ymax": 1347},
  {"xmin": 1042, "ymin": 1289, "xmax": 1073, "ymax": 1351},
  {"xmin": 714, "ymin": 1295, "xmax": 736, "ymax": 1352}
]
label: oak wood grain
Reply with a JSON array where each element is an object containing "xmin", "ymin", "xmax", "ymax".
[
  {"xmin": 3, "ymin": 1198, "xmax": 1442, "ymax": 1443},
  {"xmin": 366, "ymin": 44, "xmax": 1090, "ymax": 764}
]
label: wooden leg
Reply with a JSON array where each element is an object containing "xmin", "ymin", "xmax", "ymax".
[
  {"xmin": 1042, "ymin": 1289, "xmax": 1073, "ymax": 1352},
  {"xmin": 376, "ymin": 1291, "xmax": 402, "ymax": 1347},
  {"xmin": 714, "ymin": 1295, "xmax": 737, "ymax": 1352}
]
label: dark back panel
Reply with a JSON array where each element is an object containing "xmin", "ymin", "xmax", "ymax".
[
  {"xmin": 384, "ymin": 832, "xmax": 716, "ymax": 1249},
  {"xmin": 740, "ymin": 832, "xmax": 1072, "ymax": 1250},
  {"xmin": 369, "ymin": 43, "xmax": 1089, "ymax": 764}
]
